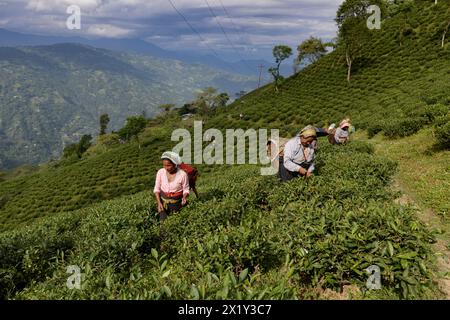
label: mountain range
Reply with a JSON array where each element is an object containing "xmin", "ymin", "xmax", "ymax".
[
  {"xmin": 0, "ymin": 28, "xmax": 292, "ymax": 78},
  {"xmin": 0, "ymin": 42, "xmax": 258, "ymax": 169}
]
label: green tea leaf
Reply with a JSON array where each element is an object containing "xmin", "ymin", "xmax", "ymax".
[
  {"xmin": 397, "ymin": 252, "xmax": 418, "ymax": 260},
  {"xmin": 162, "ymin": 270, "xmax": 171, "ymax": 278},
  {"xmin": 239, "ymin": 268, "xmax": 249, "ymax": 282},
  {"xmin": 151, "ymin": 248, "xmax": 158, "ymax": 259},
  {"xmin": 387, "ymin": 241, "xmax": 394, "ymax": 257}
]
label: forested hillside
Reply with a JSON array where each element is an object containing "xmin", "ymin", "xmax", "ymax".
[
  {"xmin": 0, "ymin": 0, "xmax": 449, "ymax": 300},
  {"xmin": 0, "ymin": 44, "xmax": 256, "ymax": 168}
]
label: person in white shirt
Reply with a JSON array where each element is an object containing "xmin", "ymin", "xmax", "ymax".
[
  {"xmin": 278, "ymin": 126, "xmax": 317, "ymax": 181},
  {"xmin": 334, "ymin": 119, "xmax": 351, "ymax": 144}
]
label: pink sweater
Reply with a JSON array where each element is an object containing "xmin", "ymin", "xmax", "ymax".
[{"xmin": 153, "ymin": 168, "xmax": 190, "ymax": 196}]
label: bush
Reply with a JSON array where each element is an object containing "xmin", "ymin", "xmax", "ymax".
[
  {"xmin": 434, "ymin": 113, "xmax": 450, "ymax": 148},
  {"xmin": 383, "ymin": 117, "xmax": 426, "ymax": 138},
  {"xmin": 367, "ymin": 122, "xmax": 385, "ymax": 138},
  {"xmin": 421, "ymin": 104, "xmax": 450, "ymax": 124}
]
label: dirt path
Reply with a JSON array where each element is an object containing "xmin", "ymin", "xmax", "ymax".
[{"xmin": 393, "ymin": 179, "xmax": 450, "ymax": 299}]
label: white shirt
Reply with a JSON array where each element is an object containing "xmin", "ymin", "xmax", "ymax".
[{"xmin": 283, "ymin": 136, "xmax": 316, "ymax": 173}]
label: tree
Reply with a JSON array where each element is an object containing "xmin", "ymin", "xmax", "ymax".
[
  {"xmin": 338, "ymin": 18, "xmax": 368, "ymax": 82},
  {"xmin": 336, "ymin": 0, "xmax": 382, "ymax": 82},
  {"xmin": 193, "ymin": 87, "xmax": 219, "ymax": 114},
  {"xmin": 63, "ymin": 143, "xmax": 79, "ymax": 159},
  {"xmin": 268, "ymin": 45, "xmax": 293, "ymax": 91},
  {"xmin": 178, "ymin": 103, "xmax": 196, "ymax": 115},
  {"xmin": 294, "ymin": 37, "xmax": 328, "ymax": 73},
  {"xmin": 336, "ymin": 0, "xmax": 372, "ymax": 27},
  {"xmin": 215, "ymin": 93, "xmax": 230, "ymax": 108},
  {"xmin": 235, "ymin": 91, "xmax": 247, "ymax": 99},
  {"xmin": 62, "ymin": 134, "xmax": 92, "ymax": 159},
  {"xmin": 77, "ymin": 134, "xmax": 93, "ymax": 156},
  {"xmin": 99, "ymin": 114, "xmax": 110, "ymax": 136},
  {"xmin": 159, "ymin": 104, "xmax": 175, "ymax": 114},
  {"xmin": 118, "ymin": 116, "xmax": 147, "ymax": 148},
  {"xmin": 442, "ymin": 20, "xmax": 450, "ymax": 48}
]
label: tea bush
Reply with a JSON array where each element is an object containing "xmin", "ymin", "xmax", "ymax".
[
  {"xmin": 1, "ymin": 0, "xmax": 449, "ymax": 300},
  {"xmin": 434, "ymin": 113, "xmax": 450, "ymax": 148},
  {"xmin": 382, "ymin": 117, "xmax": 426, "ymax": 138},
  {"xmin": 1, "ymin": 142, "xmax": 438, "ymax": 300}
]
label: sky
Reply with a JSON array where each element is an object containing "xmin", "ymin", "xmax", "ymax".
[{"xmin": 0, "ymin": 0, "xmax": 344, "ymax": 61}]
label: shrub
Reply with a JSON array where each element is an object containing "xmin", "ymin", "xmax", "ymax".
[
  {"xmin": 421, "ymin": 104, "xmax": 450, "ymax": 124},
  {"xmin": 383, "ymin": 117, "xmax": 426, "ymax": 138},
  {"xmin": 367, "ymin": 122, "xmax": 385, "ymax": 138},
  {"xmin": 434, "ymin": 113, "xmax": 450, "ymax": 148}
]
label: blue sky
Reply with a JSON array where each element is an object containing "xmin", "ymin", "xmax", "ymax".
[{"xmin": 0, "ymin": 0, "xmax": 343, "ymax": 61}]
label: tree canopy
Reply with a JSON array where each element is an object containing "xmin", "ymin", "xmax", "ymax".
[
  {"xmin": 294, "ymin": 37, "xmax": 328, "ymax": 72},
  {"xmin": 269, "ymin": 45, "xmax": 293, "ymax": 91},
  {"xmin": 118, "ymin": 116, "xmax": 147, "ymax": 141}
]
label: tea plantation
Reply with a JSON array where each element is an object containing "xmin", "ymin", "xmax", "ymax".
[
  {"xmin": 206, "ymin": 0, "xmax": 450, "ymax": 138},
  {"xmin": 0, "ymin": 142, "xmax": 440, "ymax": 299},
  {"xmin": 2, "ymin": 0, "xmax": 450, "ymax": 232},
  {"xmin": 0, "ymin": 0, "xmax": 450, "ymax": 299}
]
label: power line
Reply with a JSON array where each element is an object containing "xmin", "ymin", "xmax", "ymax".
[
  {"xmin": 216, "ymin": 0, "xmax": 264, "ymax": 85},
  {"xmin": 214, "ymin": 0, "xmax": 265, "ymax": 85},
  {"xmin": 203, "ymin": 0, "xmax": 254, "ymax": 74},
  {"xmin": 167, "ymin": 0, "xmax": 251, "ymax": 78},
  {"xmin": 167, "ymin": 0, "xmax": 221, "ymax": 59},
  {"xmin": 216, "ymin": 0, "xmax": 254, "ymax": 53},
  {"xmin": 167, "ymin": 0, "xmax": 260, "ymax": 88},
  {"xmin": 257, "ymin": 64, "xmax": 264, "ymax": 88}
]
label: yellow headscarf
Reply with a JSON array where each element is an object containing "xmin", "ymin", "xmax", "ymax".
[{"xmin": 300, "ymin": 125, "xmax": 317, "ymax": 138}]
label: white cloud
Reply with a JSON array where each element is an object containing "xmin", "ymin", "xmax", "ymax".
[
  {"xmin": 0, "ymin": 0, "xmax": 345, "ymax": 58},
  {"xmin": 86, "ymin": 24, "xmax": 135, "ymax": 37},
  {"xmin": 25, "ymin": 0, "xmax": 103, "ymax": 12}
]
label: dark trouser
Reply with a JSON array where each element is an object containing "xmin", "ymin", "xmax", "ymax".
[
  {"xmin": 159, "ymin": 192, "xmax": 183, "ymax": 221},
  {"xmin": 315, "ymin": 127, "xmax": 329, "ymax": 137},
  {"xmin": 278, "ymin": 156, "xmax": 301, "ymax": 182}
]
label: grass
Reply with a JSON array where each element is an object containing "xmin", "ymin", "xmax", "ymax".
[
  {"xmin": 354, "ymin": 128, "xmax": 450, "ymax": 298},
  {"xmin": 361, "ymin": 128, "xmax": 450, "ymax": 218}
]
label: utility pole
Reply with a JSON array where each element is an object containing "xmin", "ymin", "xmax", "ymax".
[{"xmin": 257, "ymin": 64, "xmax": 264, "ymax": 88}]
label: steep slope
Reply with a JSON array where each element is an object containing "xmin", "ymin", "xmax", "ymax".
[
  {"xmin": 0, "ymin": 0, "xmax": 449, "ymax": 300},
  {"xmin": 207, "ymin": 0, "xmax": 450, "ymax": 137},
  {"xmin": 0, "ymin": 143, "xmax": 439, "ymax": 300},
  {"xmin": 1, "ymin": 0, "xmax": 449, "ymax": 231},
  {"xmin": 0, "ymin": 43, "xmax": 257, "ymax": 168}
]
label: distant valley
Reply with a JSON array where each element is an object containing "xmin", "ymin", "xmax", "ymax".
[{"xmin": 0, "ymin": 43, "xmax": 257, "ymax": 169}]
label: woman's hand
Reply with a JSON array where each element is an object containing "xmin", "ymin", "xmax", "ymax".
[
  {"xmin": 306, "ymin": 171, "xmax": 313, "ymax": 178},
  {"xmin": 157, "ymin": 202, "xmax": 164, "ymax": 213},
  {"xmin": 298, "ymin": 167, "xmax": 307, "ymax": 176},
  {"xmin": 182, "ymin": 197, "xmax": 187, "ymax": 206}
]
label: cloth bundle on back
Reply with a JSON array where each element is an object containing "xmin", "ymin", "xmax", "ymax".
[
  {"xmin": 327, "ymin": 119, "xmax": 352, "ymax": 145},
  {"xmin": 267, "ymin": 137, "xmax": 290, "ymax": 173},
  {"xmin": 179, "ymin": 162, "xmax": 199, "ymax": 198}
]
